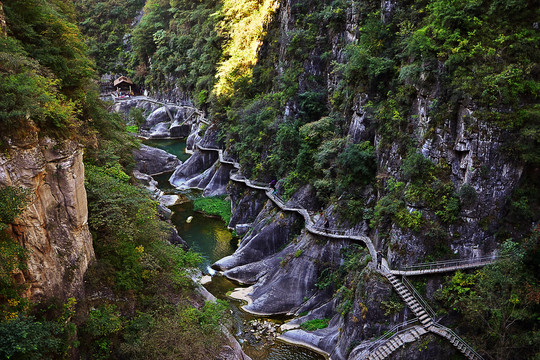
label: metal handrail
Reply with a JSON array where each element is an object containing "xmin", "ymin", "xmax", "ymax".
[
  {"xmin": 402, "ymin": 276, "xmax": 437, "ymax": 320},
  {"xmin": 398, "ymin": 254, "xmax": 502, "ymax": 272},
  {"xmin": 366, "ymin": 319, "xmax": 420, "ymax": 353},
  {"xmin": 250, "ymin": 180, "xmax": 270, "ymax": 188},
  {"xmin": 150, "ymin": 98, "xmax": 489, "ymax": 360},
  {"xmin": 431, "ymin": 323, "xmax": 484, "ymax": 360},
  {"xmin": 310, "ymin": 226, "xmax": 350, "ymax": 236},
  {"xmin": 272, "ymin": 193, "xmax": 286, "ymax": 205}
]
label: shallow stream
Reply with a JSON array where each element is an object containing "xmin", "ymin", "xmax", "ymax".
[{"xmin": 144, "ymin": 139, "xmax": 326, "ymax": 360}]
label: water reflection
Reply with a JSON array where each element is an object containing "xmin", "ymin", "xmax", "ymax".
[{"xmin": 170, "ymin": 201, "xmax": 236, "ymax": 272}]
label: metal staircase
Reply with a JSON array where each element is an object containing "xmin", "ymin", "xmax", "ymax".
[
  {"xmin": 381, "ymin": 269, "xmax": 433, "ymax": 327},
  {"xmin": 429, "ymin": 323, "xmax": 484, "ymax": 360},
  {"xmin": 368, "ymin": 325, "xmax": 427, "ymax": 360}
]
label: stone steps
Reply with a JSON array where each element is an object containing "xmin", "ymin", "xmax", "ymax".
[{"xmin": 188, "ymin": 119, "xmax": 485, "ymax": 360}]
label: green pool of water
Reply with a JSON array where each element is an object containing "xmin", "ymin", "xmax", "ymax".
[
  {"xmin": 142, "ymin": 138, "xmax": 191, "ymax": 162},
  {"xmin": 170, "ymin": 199, "xmax": 237, "ymax": 273}
]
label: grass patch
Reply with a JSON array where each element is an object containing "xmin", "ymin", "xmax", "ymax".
[
  {"xmin": 299, "ymin": 318, "xmax": 330, "ymax": 331},
  {"xmin": 193, "ymin": 195, "xmax": 232, "ymax": 225},
  {"xmin": 126, "ymin": 125, "xmax": 139, "ymax": 133}
]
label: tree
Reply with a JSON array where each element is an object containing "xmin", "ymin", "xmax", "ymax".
[{"xmin": 437, "ymin": 235, "xmax": 540, "ymax": 360}]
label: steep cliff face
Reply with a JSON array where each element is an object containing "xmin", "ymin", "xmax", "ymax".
[
  {"xmin": 0, "ymin": 132, "xmax": 94, "ymax": 301},
  {"xmin": 125, "ymin": 0, "xmax": 538, "ymax": 357}
]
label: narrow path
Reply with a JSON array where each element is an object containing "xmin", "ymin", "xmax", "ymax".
[
  {"xmin": 390, "ymin": 255, "xmax": 500, "ymax": 276},
  {"xmin": 194, "ymin": 143, "xmax": 485, "ymax": 360},
  {"xmin": 117, "ymin": 96, "xmax": 211, "ymax": 125},
  {"xmin": 148, "ymin": 100, "xmax": 487, "ymax": 360}
]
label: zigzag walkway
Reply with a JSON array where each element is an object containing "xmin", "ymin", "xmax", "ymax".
[
  {"xmin": 129, "ymin": 95, "xmax": 498, "ymax": 359},
  {"xmin": 121, "ymin": 96, "xmax": 487, "ymax": 358},
  {"xmin": 193, "ymin": 142, "xmax": 485, "ymax": 360},
  {"xmin": 194, "ymin": 143, "xmax": 378, "ymax": 259}
]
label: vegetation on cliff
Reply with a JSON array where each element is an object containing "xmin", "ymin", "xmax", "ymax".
[
  {"xmin": 120, "ymin": 0, "xmax": 539, "ymax": 358},
  {"xmin": 0, "ymin": 1, "xmax": 231, "ymax": 359},
  {"xmin": 74, "ymin": 0, "xmax": 145, "ymax": 74},
  {"xmin": 436, "ymin": 235, "xmax": 540, "ymax": 359},
  {"xmin": 1, "ymin": 0, "xmax": 539, "ymax": 358}
]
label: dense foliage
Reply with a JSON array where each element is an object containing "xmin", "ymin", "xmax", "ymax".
[
  {"xmin": 0, "ymin": 2, "xmax": 231, "ymax": 359},
  {"xmin": 74, "ymin": 0, "xmax": 145, "ymax": 74},
  {"xmin": 2, "ymin": 0, "xmax": 538, "ymax": 358},
  {"xmin": 0, "ymin": 0, "xmax": 92, "ymax": 135},
  {"xmin": 193, "ymin": 195, "xmax": 232, "ymax": 224},
  {"xmin": 437, "ymin": 232, "xmax": 540, "ymax": 359},
  {"xmin": 127, "ymin": 0, "xmax": 223, "ymax": 106},
  {"xmin": 124, "ymin": 1, "xmax": 539, "ymax": 357},
  {"xmin": 0, "ymin": 186, "xmax": 31, "ymax": 319}
]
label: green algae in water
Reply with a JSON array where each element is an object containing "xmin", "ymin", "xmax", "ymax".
[
  {"xmin": 170, "ymin": 201, "xmax": 236, "ymax": 272},
  {"xmin": 151, "ymin": 139, "xmax": 326, "ymax": 360},
  {"xmin": 193, "ymin": 195, "xmax": 232, "ymax": 224},
  {"xmin": 142, "ymin": 138, "xmax": 191, "ymax": 162}
]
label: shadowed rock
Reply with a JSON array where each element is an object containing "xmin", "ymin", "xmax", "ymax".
[{"xmin": 134, "ymin": 144, "xmax": 180, "ymax": 175}]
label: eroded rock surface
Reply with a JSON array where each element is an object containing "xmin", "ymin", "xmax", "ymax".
[{"xmin": 0, "ymin": 136, "xmax": 94, "ymax": 301}]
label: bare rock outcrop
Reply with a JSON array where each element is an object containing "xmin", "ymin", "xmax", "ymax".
[{"xmin": 0, "ymin": 135, "xmax": 94, "ymax": 301}]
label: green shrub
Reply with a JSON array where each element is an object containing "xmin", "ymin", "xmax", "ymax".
[
  {"xmin": 457, "ymin": 184, "xmax": 478, "ymax": 207},
  {"xmin": 193, "ymin": 195, "xmax": 232, "ymax": 225},
  {"xmin": 0, "ymin": 317, "xmax": 64, "ymax": 360},
  {"xmin": 0, "ymin": 186, "xmax": 31, "ymax": 305},
  {"xmin": 120, "ymin": 300, "xmax": 229, "ymax": 359},
  {"xmin": 337, "ymin": 141, "xmax": 376, "ymax": 187},
  {"xmin": 300, "ymin": 318, "xmax": 330, "ymax": 331},
  {"xmin": 85, "ymin": 305, "xmax": 123, "ymax": 360},
  {"xmin": 126, "ymin": 125, "xmax": 139, "ymax": 133},
  {"xmin": 0, "ymin": 186, "xmax": 31, "ymax": 231},
  {"xmin": 401, "ymin": 152, "xmax": 435, "ymax": 181}
]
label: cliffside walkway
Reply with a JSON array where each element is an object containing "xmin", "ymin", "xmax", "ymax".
[
  {"xmin": 195, "ymin": 143, "xmax": 378, "ymax": 258},
  {"xmin": 390, "ymin": 255, "xmax": 501, "ymax": 276},
  {"xmin": 194, "ymin": 142, "xmax": 485, "ymax": 359},
  {"xmin": 149, "ymin": 101, "xmax": 488, "ymax": 360},
  {"xmin": 115, "ymin": 96, "xmax": 210, "ymax": 125}
]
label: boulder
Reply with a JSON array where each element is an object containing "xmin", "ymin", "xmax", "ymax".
[
  {"xmin": 133, "ymin": 144, "xmax": 180, "ymax": 175},
  {"xmin": 169, "ymin": 150, "xmax": 219, "ymax": 187}
]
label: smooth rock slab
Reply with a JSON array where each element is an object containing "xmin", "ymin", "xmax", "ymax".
[{"xmin": 133, "ymin": 144, "xmax": 180, "ymax": 175}]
